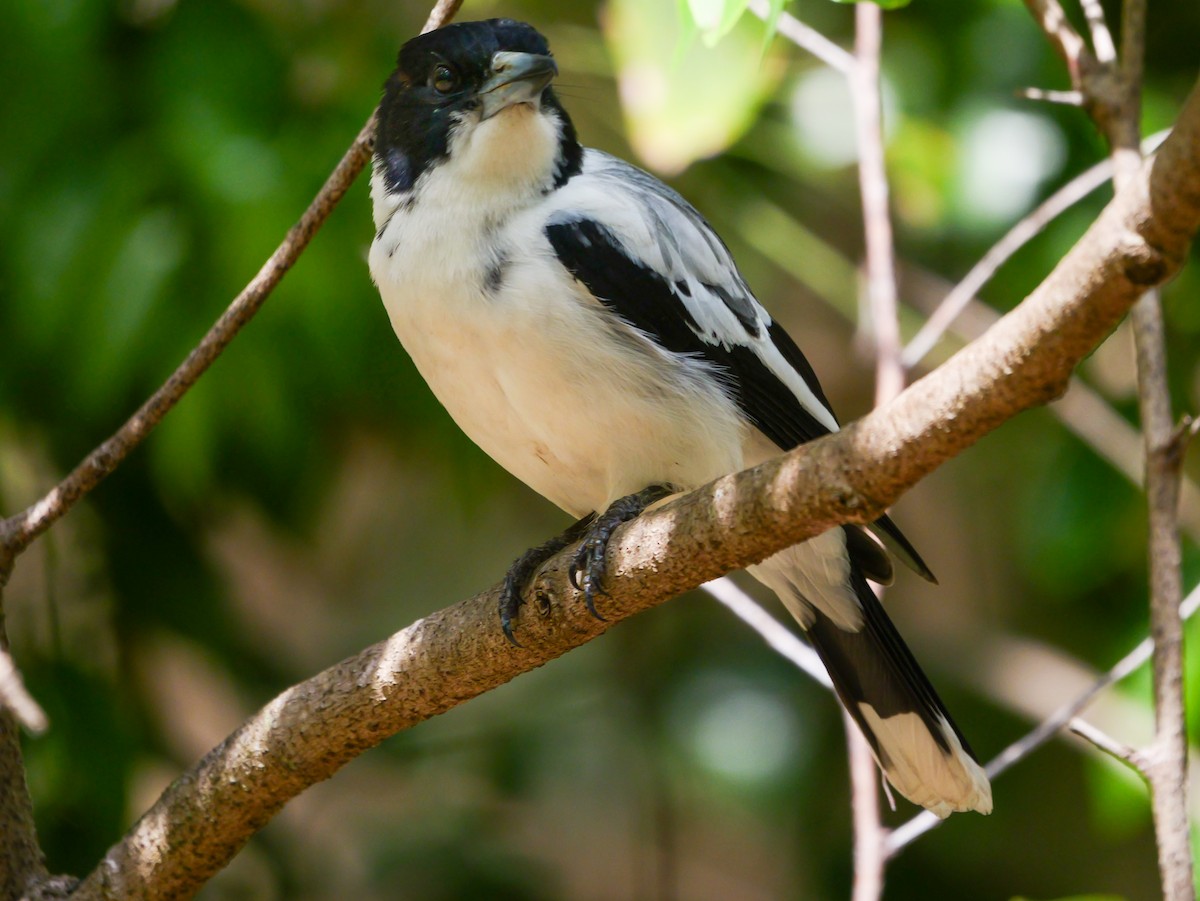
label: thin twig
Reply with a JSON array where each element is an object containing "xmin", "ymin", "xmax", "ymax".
[
  {"xmin": 855, "ymin": 4, "xmax": 903, "ymax": 406},
  {"xmin": 847, "ymin": 5, "xmax": 897, "ymax": 896},
  {"xmin": 1079, "ymin": 0, "xmax": 1117, "ymax": 64},
  {"xmin": 1091, "ymin": 0, "xmax": 1195, "ymax": 893},
  {"xmin": 1021, "ymin": 0, "xmax": 1090, "ymax": 83},
  {"xmin": 1130, "ymin": 291, "xmax": 1194, "ymax": 901},
  {"xmin": 0, "ymin": 0, "xmax": 465, "ymax": 567},
  {"xmin": 420, "ymin": 0, "xmax": 465, "ymax": 34},
  {"xmin": 1018, "ymin": 86, "xmax": 1086, "ymax": 106},
  {"xmin": 702, "ymin": 578, "xmax": 832, "ymax": 688},
  {"xmin": 845, "ymin": 708, "xmax": 887, "ymax": 901},
  {"xmin": 901, "ymin": 129, "xmax": 1170, "ymax": 369},
  {"xmin": 1069, "ymin": 718, "xmax": 1145, "ymax": 772},
  {"xmin": 0, "ymin": 645, "xmax": 47, "ymax": 735},
  {"xmin": 746, "ymin": 0, "xmax": 857, "ymax": 76}
]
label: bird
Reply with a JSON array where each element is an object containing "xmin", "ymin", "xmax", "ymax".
[{"xmin": 367, "ymin": 17, "xmax": 992, "ymax": 818}]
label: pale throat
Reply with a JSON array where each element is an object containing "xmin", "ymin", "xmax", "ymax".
[{"xmin": 442, "ymin": 103, "xmax": 563, "ymax": 204}]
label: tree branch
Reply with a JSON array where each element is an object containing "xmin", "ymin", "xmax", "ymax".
[
  {"xmin": 1022, "ymin": 0, "xmax": 1090, "ymax": 82},
  {"xmin": 1078, "ymin": 0, "xmax": 1117, "ymax": 65},
  {"xmin": 855, "ymin": 3, "xmax": 903, "ymax": 405},
  {"xmin": 68, "ymin": 80, "xmax": 1200, "ymax": 901},
  {"xmin": 1080, "ymin": 0, "xmax": 1194, "ymax": 893},
  {"xmin": 848, "ymin": 4, "xmax": 897, "ymax": 896},
  {"xmin": 901, "ymin": 129, "xmax": 1170, "ymax": 369},
  {"xmin": 0, "ymin": 597, "xmax": 47, "ymax": 901},
  {"xmin": 0, "ymin": 0, "xmax": 465, "ymax": 574},
  {"xmin": 1068, "ymin": 718, "xmax": 1146, "ymax": 771}
]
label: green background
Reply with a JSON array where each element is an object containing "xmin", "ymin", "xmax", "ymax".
[{"xmin": 2, "ymin": 0, "xmax": 1199, "ymax": 898}]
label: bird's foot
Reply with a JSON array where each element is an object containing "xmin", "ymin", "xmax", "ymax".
[
  {"xmin": 500, "ymin": 516, "xmax": 593, "ymax": 645},
  {"xmin": 569, "ymin": 484, "xmax": 673, "ymax": 620}
]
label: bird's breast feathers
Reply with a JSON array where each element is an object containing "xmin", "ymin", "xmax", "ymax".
[{"xmin": 369, "ymin": 154, "xmax": 747, "ymax": 516}]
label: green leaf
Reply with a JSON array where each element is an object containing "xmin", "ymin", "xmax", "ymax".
[{"xmin": 608, "ymin": 0, "xmax": 784, "ymax": 174}]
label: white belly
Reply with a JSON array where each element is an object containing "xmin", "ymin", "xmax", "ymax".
[{"xmin": 369, "ymin": 208, "xmax": 746, "ymax": 518}]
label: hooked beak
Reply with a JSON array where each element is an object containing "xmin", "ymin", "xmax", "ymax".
[{"xmin": 479, "ymin": 51, "xmax": 557, "ymax": 120}]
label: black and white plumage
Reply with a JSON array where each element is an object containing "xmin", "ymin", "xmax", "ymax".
[{"xmin": 368, "ymin": 19, "xmax": 991, "ymax": 818}]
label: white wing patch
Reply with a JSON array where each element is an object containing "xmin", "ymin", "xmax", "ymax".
[{"xmin": 546, "ymin": 150, "xmax": 840, "ymax": 437}]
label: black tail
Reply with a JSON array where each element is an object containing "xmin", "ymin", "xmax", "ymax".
[{"xmin": 806, "ymin": 569, "xmax": 992, "ymax": 817}]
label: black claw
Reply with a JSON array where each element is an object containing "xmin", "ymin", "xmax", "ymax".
[
  {"xmin": 567, "ymin": 484, "xmax": 672, "ymax": 622},
  {"xmin": 582, "ymin": 582, "xmax": 608, "ymax": 621},
  {"xmin": 501, "ymin": 614, "xmax": 523, "ymax": 648},
  {"xmin": 499, "ymin": 573, "xmax": 525, "ymax": 647},
  {"xmin": 498, "ymin": 513, "xmax": 595, "ymax": 642},
  {"xmin": 495, "ymin": 486, "xmax": 670, "ymax": 638}
]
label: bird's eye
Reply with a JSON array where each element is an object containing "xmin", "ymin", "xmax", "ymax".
[{"xmin": 431, "ymin": 65, "xmax": 457, "ymax": 94}]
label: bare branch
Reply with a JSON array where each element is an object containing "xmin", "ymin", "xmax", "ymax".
[
  {"xmin": 845, "ymin": 709, "xmax": 887, "ymax": 901},
  {"xmin": 1169, "ymin": 414, "xmax": 1200, "ymax": 458},
  {"xmin": 1069, "ymin": 718, "xmax": 1145, "ymax": 772},
  {"xmin": 847, "ymin": 5, "xmax": 899, "ymax": 895},
  {"xmin": 0, "ymin": 712, "xmax": 47, "ymax": 901},
  {"xmin": 747, "ymin": 0, "xmax": 857, "ymax": 76},
  {"xmin": 0, "ymin": 0, "xmax": 465, "ymax": 569},
  {"xmin": 420, "ymin": 0, "xmax": 465, "ymax": 34},
  {"xmin": 1130, "ymin": 283, "xmax": 1195, "ymax": 900},
  {"xmin": 702, "ymin": 578, "xmax": 831, "ymax": 688},
  {"xmin": 902, "ymin": 129, "xmax": 1171, "ymax": 369},
  {"xmin": 1018, "ymin": 86, "xmax": 1086, "ymax": 106},
  {"xmin": 0, "ymin": 597, "xmax": 47, "ymax": 900},
  {"xmin": 1080, "ymin": 0, "xmax": 1197, "ymax": 892},
  {"xmin": 0, "ymin": 645, "xmax": 46, "ymax": 736},
  {"xmin": 1022, "ymin": 0, "xmax": 1091, "ymax": 82},
  {"xmin": 1079, "ymin": 0, "xmax": 1117, "ymax": 64},
  {"xmin": 64, "ymin": 52, "xmax": 1200, "ymax": 901},
  {"xmin": 855, "ymin": 3, "xmax": 904, "ymax": 406}
]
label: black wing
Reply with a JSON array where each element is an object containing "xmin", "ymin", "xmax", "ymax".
[
  {"xmin": 545, "ymin": 217, "xmax": 835, "ymax": 449},
  {"xmin": 546, "ymin": 155, "xmax": 934, "ymax": 582}
]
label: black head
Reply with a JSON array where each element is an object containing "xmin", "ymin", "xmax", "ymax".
[{"xmin": 375, "ymin": 19, "xmax": 582, "ymax": 196}]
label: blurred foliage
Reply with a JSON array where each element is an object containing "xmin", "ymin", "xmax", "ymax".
[{"xmin": 2, "ymin": 0, "xmax": 1199, "ymax": 899}]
